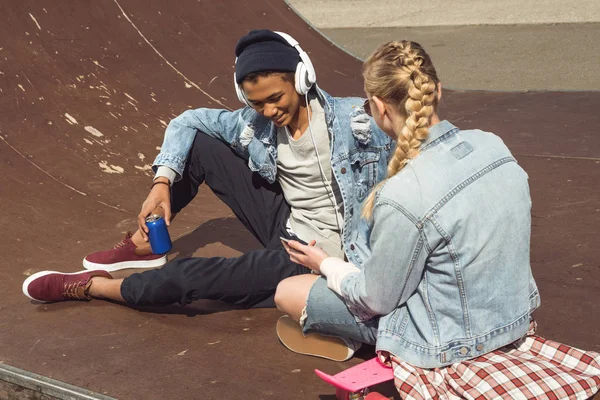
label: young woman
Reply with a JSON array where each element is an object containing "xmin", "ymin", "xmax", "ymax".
[{"xmin": 275, "ymin": 41, "xmax": 600, "ymax": 399}]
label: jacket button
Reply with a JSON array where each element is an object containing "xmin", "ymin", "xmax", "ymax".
[
  {"xmin": 341, "ymin": 167, "xmax": 347, "ymax": 174},
  {"xmin": 459, "ymin": 347, "xmax": 468, "ymax": 355},
  {"xmin": 476, "ymin": 344, "xmax": 484, "ymax": 351},
  {"xmin": 350, "ymin": 244, "xmax": 355, "ymax": 250}
]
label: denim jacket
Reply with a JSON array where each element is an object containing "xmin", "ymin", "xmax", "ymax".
[
  {"xmin": 338, "ymin": 121, "xmax": 541, "ymax": 368},
  {"xmin": 153, "ymin": 86, "xmax": 394, "ymax": 264}
]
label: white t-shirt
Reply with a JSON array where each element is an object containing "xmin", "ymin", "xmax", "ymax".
[{"xmin": 276, "ymin": 94, "xmax": 344, "ymax": 258}]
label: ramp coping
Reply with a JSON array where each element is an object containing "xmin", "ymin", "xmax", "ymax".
[{"xmin": 0, "ymin": 363, "xmax": 116, "ymax": 400}]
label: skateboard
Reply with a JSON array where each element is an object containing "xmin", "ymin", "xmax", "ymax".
[
  {"xmin": 276, "ymin": 315, "xmax": 355, "ymax": 362},
  {"xmin": 315, "ymin": 357, "xmax": 394, "ymax": 400}
]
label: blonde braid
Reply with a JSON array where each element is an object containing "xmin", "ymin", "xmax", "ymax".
[{"xmin": 362, "ymin": 41, "xmax": 439, "ymax": 219}]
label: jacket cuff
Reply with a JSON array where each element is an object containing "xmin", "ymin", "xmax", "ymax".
[
  {"xmin": 320, "ymin": 257, "xmax": 360, "ymax": 296},
  {"xmin": 152, "ymin": 153, "xmax": 185, "ymax": 181},
  {"xmin": 154, "ymin": 166, "xmax": 176, "ymax": 185}
]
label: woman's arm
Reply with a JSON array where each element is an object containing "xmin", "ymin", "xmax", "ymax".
[{"xmin": 323, "ymin": 203, "xmax": 427, "ymax": 321}]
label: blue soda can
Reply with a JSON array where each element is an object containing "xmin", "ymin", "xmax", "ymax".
[{"xmin": 145, "ymin": 214, "xmax": 172, "ymax": 254}]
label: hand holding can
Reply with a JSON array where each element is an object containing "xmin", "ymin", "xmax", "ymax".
[
  {"xmin": 138, "ymin": 180, "xmax": 171, "ymax": 241},
  {"xmin": 145, "ymin": 215, "xmax": 172, "ymax": 254}
]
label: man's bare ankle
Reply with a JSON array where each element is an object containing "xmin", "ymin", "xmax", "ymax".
[
  {"xmin": 133, "ymin": 245, "xmax": 152, "ymax": 256},
  {"xmin": 87, "ymin": 276, "xmax": 109, "ymax": 298},
  {"xmin": 88, "ymin": 277, "xmax": 125, "ymax": 302},
  {"xmin": 131, "ymin": 231, "xmax": 151, "ymax": 251}
]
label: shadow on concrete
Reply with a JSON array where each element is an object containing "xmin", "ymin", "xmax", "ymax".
[{"xmin": 172, "ymin": 217, "xmax": 261, "ymax": 259}]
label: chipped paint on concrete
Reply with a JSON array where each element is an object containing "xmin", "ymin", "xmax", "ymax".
[
  {"xmin": 65, "ymin": 113, "xmax": 78, "ymax": 124},
  {"xmin": 135, "ymin": 164, "xmax": 153, "ymax": 175},
  {"xmin": 29, "ymin": 13, "xmax": 41, "ymax": 30},
  {"xmin": 84, "ymin": 126, "xmax": 104, "ymax": 137},
  {"xmin": 99, "ymin": 161, "xmax": 124, "ymax": 174},
  {"xmin": 124, "ymin": 93, "xmax": 137, "ymax": 103},
  {"xmin": 92, "ymin": 60, "xmax": 107, "ymax": 70}
]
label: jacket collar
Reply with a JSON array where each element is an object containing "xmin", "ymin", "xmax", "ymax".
[
  {"xmin": 421, "ymin": 120, "xmax": 459, "ymax": 151},
  {"xmin": 315, "ymin": 85, "xmax": 335, "ymax": 125}
]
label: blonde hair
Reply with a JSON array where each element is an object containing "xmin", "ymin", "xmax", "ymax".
[{"xmin": 362, "ymin": 41, "xmax": 440, "ymax": 219}]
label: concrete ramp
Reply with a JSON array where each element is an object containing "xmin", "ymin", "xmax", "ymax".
[{"xmin": 1, "ymin": 1, "xmax": 598, "ymax": 399}]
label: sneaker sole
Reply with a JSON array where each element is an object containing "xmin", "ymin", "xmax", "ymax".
[
  {"xmin": 276, "ymin": 315, "xmax": 354, "ymax": 362},
  {"xmin": 82, "ymin": 255, "xmax": 167, "ymax": 272},
  {"xmin": 22, "ymin": 270, "xmax": 100, "ymax": 303}
]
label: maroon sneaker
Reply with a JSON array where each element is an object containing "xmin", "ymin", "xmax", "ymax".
[
  {"xmin": 22, "ymin": 269, "xmax": 112, "ymax": 303},
  {"xmin": 83, "ymin": 232, "xmax": 167, "ymax": 272}
]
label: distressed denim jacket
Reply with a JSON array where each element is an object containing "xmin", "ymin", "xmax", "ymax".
[
  {"xmin": 153, "ymin": 86, "xmax": 394, "ymax": 264},
  {"xmin": 338, "ymin": 121, "xmax": 541, "ymax": 368}
]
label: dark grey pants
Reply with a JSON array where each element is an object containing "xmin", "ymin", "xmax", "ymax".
[{"xmin": 121, "ymin": 133, "xmax": 310, "ymax": 308}]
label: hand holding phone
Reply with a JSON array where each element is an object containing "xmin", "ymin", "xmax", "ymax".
[
  {"xmin": 279, "ymin": 236, "xmax": 291, "ymax": 243},
  {"xmin": 280, "ymin": 237, "xmax": 328, "ymax": 274}
]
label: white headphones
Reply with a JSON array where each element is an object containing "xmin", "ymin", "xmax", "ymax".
[{"xmin": 234, "ymin": 31, "xmax": 317, "ymax": 106}]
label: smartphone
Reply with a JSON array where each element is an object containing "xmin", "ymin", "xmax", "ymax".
[{"xmin": 279, "ymin": 236, "xmax": 291, "ymax": 243}]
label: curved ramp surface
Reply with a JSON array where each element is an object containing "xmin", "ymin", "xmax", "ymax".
[{"xmin": 1, "ymin": 1, "xmax": 598, "ymax": 399}]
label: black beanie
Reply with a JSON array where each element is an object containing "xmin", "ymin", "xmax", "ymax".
[{"xmin": 234, "ymin": 29, "xmax": 300, "ymax": 83}]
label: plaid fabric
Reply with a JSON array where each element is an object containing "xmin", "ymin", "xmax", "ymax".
[{"xmin": 382, "ymin": 330, "xmax": 600, "ymax": 399}]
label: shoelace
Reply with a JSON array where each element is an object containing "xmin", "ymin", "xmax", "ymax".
[
  {"xmin": 62, "ymin": 281, "xmax": 91, "ymax": 300},
  {"xmin": 113, "ymin": 233, "xmax": 133, "ymax": 249}
]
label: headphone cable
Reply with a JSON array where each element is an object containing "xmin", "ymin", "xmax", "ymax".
[{"xmin": 305, "ymin": 92, "xmax": 343, "ymax": 235}]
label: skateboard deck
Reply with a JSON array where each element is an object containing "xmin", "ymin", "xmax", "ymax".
[
  {"xmin": 276, "ymin": 315, "xmax": 353, "ymax": 362},
  {"xmin": 315, "ymin": 357, "xmax": 393, "ymax": 398}
]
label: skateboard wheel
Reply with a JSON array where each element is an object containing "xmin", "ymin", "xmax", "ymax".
[
  {"xmin": 335, "ymin": 388, "xmax": 349, "ymax": 400},
  {"xmin": 336, "ymin": 387, "xmax": 370, "ymax": 400},
  {"xmin": 364, "ymin": 393, "xmax": 388, "ymax": 400}
]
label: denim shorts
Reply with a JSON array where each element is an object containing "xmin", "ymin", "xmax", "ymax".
[{"xmin": 302, "ymin": 276, "xmax": 378, "ymax": 345}]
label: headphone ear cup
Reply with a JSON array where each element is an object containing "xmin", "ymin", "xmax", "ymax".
[
  {"xmin": 295, "ymin": 62, "xmax": 309, "ymax": 95},
  {"xmin": 236, "ymin": 84, "xmax": 248, "ymax": 106},
  {"xmin": 234, "ymin": 70, "xmax": 250, "ymax": 106},
  {"xmin": 234, "ymin": 80, "xmax": 250, "ymax": 106}
]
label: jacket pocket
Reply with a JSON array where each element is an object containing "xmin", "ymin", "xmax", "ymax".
[{"xmin": 349, "ymin": 150, "xmax": 380, "ymax": 200}]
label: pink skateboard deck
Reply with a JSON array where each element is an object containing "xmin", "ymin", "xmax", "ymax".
[{"xmin": 315, "ymin": 357, "xmax": 394, "ymax": 399}]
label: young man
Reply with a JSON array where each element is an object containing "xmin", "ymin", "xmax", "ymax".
[{"xmin": 23, "ymin": 30, "xmax": 393, "ymax": 356}]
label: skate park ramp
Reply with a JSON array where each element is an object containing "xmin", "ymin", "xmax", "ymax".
[{"xmin": 1, "ymin": 1, "xmax": 599, "ymax": 399}]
